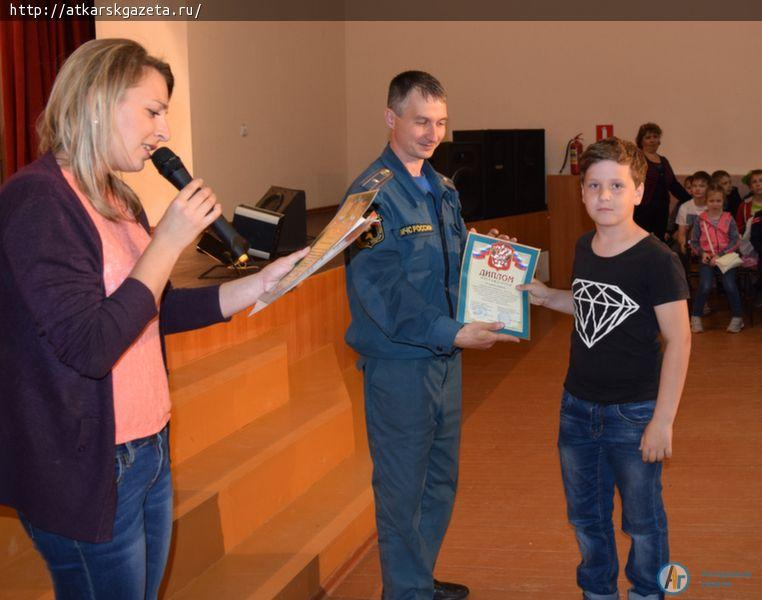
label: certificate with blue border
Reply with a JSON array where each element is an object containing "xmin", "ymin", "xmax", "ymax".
[{"xmin": 456, "ymin": 233, "xmax": 541, "ymax": 340}]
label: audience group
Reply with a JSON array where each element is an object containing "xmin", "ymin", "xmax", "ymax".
[{"xmin": 634, "ymin": 122, "xmax": 761, "ymax": 334}]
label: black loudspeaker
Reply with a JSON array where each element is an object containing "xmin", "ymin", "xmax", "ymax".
[
  {"xmin": 254, "ymin": 186, "xmax": 307, "ymax": 254},
  {"xmin": 232, "ymin": 205, "xmax": 284, "ymax": 260},
  {"xmin": 429, "ymin": 141, "xmax": 484, "ymax": 221},
  {"xmin": 452, "ymin": 129, "xmax": 546, "ymax": 218}
]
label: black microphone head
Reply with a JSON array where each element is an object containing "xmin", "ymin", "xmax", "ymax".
[
  {"xmin": 151, "ymin": 147, "xmax": 249, "ymax": 264},
  {"xmin": 151, "ymin": 147, "xmax": 191, "ymax": 189},
  {"xmin": 150, "ymin": 147, "xmax": 181, "ymax": 175}
]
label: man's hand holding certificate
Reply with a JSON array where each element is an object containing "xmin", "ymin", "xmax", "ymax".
[{"xmin": 457, "ymin": 232, "xmax": 541, "ymax": 340}]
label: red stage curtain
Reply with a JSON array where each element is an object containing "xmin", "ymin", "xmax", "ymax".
[{"xmin": 0, "ymin": 17, "xmax": 94, "ymax": 180}]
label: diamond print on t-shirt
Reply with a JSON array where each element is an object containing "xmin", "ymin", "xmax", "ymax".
[{"xmin": 572, "ymin": 278, "xmax": 640, "ymax": 349}]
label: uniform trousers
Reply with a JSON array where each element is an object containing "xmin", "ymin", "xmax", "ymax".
[{"xmin": 362, "ymin": 353, "xmax": 462, "ymax": 600}]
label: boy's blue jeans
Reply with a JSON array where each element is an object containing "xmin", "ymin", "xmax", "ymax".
[
  {"xmin": 19, "ymin": 425, "xmax": 173, "ymax": 600},
  {"xmin": 558, "ymin": 392, "xmax": 667, "ymax": 600}
]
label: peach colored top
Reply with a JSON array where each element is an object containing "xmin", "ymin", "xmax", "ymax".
[{"xmin": 61, "ymin": 169, "xmax": 170, "ymax": 444}]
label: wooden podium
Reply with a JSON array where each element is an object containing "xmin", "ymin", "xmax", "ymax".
[{"xmin": 547, "ymin": 175, "xmax": 594, "ymax": 288}]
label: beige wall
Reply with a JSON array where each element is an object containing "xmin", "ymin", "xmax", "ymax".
[
  {"xmin": 97, "ymin": 21, "xmax": 347, "ymax": 219},
  {"xmin": 95, "ymin": 20, "xmax": 194, "ymax": 224},
  {"xmin": 94, "ymin": 21, "xmax": 762, "ymax": 221},
  {"xmin": 186, "ymin": 22, "xmax": 347, "ymax": 214},
  {"xmin": 345, "ymin": 21, "xmax": 762, "ymax": 179}
]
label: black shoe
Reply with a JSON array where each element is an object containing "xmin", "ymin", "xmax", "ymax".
[{"xmin": 434, "ymin": 579, "xmax": 469, "ymax": 599}]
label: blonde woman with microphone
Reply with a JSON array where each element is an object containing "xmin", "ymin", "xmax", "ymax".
[{"xmin": 0, "ymin": 38, "xmax": 306, "ymax": 599}]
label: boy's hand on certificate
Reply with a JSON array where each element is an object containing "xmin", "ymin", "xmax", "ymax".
[
  {"xmin": 454, "ymin": 321, "xmax": 519, "ymax": 350},
  {"xmin": 516, "ymin": 279, "xmax": 551, "ymax": 306},
  {"xmin": 639, "ymin": 420, "xmax": 673, "ymax": 463}
]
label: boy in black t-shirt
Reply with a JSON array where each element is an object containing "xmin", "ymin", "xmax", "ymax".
[{"xmin": 519, "ymin": 138, "xmax": 691, "ymax": 600}]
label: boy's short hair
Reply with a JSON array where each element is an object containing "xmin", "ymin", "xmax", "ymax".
[
  {"xmin": 691, "ymin": 171, "xmax": 711, "ymax": 184},
  {"xmin": 706, "ymin": 182, "xmax": 725, "ymax": 197},
  {"xmin": 387, "ymin": 70, "xmax": 446, "ymax": 115},
  {"xmin": 741, "ymin": 170, "xmax": 762, "ymax": 186},
  {"xmin": 579, "ymin": 137, "xmax": 647, "ymax": 187},
  {"xmin": 635, "ymin": 122, "xmax": 662, "ymax": 149},
  {"xmin": 711, "ymin": 170, "xmax": 730, "ymax": 180}
]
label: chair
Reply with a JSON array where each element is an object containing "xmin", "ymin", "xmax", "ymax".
[{"xmin": 737, "ymin": 265, "xmax": 759, "ymax": 327}]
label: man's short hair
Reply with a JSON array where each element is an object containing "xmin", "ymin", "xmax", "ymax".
[
  {"xmin": 579, "ymin": 137, "xmax": 647, "ymax": 187},
  {"xmin": 387, "ymin": 70, "xmax": 446, "ymax": 115}
]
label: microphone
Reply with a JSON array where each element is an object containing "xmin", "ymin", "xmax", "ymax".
[{"xmin": 151, "ymin": 147, "xmax": 250, "ymax": 266}]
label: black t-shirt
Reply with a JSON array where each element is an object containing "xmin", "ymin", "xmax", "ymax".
[{"xmin": 563, "ymin": 232, "xmax": 689, "ymax": 404}]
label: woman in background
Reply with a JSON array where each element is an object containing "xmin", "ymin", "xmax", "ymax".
[
  {"xmin": 0, "ymin": 38, "xmax": 306, "ymax": 599},
  {"xmin": 634, "ymin": 122, "xmax": 692, "ymax": 241}
]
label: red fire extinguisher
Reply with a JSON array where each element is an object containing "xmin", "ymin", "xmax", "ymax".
[
  {"xmin": 569, "ymin": 134, "xmax": 583, "ymax": 175},
  {"xmin": 560, "ymin": 134, "xmax": 584, "ymax": 175}
]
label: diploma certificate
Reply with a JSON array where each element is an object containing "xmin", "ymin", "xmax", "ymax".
[
  {"xmin": 248, "ymin": 190, "xmax": 380, "ymax": 315},
  {"xmin": 456, "ymin": 233, "xmax": 541, "ymax": 340}
]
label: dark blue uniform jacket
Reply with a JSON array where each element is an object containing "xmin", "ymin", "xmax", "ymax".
[{"xmin": 344, "ymin": 144, "xmax": 467, "ymax": 359}]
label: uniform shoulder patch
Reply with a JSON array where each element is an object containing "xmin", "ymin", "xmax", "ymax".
[
  {"xmin": 356, "ymin": 214, "xmax": 385, "ymax": 250},
  {"xmin": 360, "ymin": 168, "xmax": 393, "ymax": 191},
  {"xmin": 440, "ymin": 174, "xmax": 457, "ymax": 190}
]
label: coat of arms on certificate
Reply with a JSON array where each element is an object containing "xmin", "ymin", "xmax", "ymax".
[{"xmin": 456, "ymin": 232, "xmax": 541, "ymax": 340}]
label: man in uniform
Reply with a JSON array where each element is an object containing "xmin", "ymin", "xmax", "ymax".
[{"xmin": 342, "ymin": 71, "xmax": 516, "ymax": 600}]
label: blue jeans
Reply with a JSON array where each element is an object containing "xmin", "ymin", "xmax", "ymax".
[
  {"xmin": 19, "ymin": 425, "xmax": 173, "ymax": 600},
  {"xmin": 362, "ymin": 354, "xmax": 461, "ymax": 600},
  {"xmin": 691, "ymin": 263, "xmax": 742, "ymax": 317},
  {"xmin": 558, "ymin": 392, "xmax": 667, "ymax": 600}
]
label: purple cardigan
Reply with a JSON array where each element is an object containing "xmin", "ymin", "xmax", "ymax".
[
  {"xmin": 0, "ymin": 153, "xmax": 228, "ymax": 542},
  {"xmin": 642, "ymin": 154, "xmax": 691, "ymax": 207}
]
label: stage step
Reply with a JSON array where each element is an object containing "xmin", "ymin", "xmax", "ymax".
[
  {"xmin": 0, "ymin": 510, "xmax": 32, "ymax": 572},
  {"xmin": 162, "ymin": 344, "xmax": 356, "ymax": 595},
  {"xmin": 169, "ymin": 328, "xmax": 290, "ymax": 464},
  {"xmin": 170, "ymin": 453, "xmax": 374, "ymax": 600},
  {"xmin": 0, "ymin": 534, "xmax": 51, "ymax": 600},
  {"xmin": 0, "ymin": 343, "xmax": 370, "ymax": 600}
]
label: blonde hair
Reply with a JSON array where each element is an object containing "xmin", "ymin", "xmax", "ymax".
[{"xmin": 37, "ymin": 38, "xmax": 173, "ymax": 220}]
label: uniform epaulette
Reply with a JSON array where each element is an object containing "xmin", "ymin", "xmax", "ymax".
[
  {"xmin": 440, "ymin": 174, "xmax": 456, "ymax": 191},
  {"xmin": 360, "ymin": 168, "xmax": 394, "ymax": 191}
]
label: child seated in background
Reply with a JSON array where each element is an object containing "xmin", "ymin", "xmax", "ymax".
[
  {"xmin": 739, "ymin": 215, "xmax": 759, "ymax": 266},
  {"xmin": 752, "ymin": 210, "xmax": 762, "ymax": 260},
  {"xmin": 675, "ymin": 171, "xmax": 711, "ymax": 284},
  {"xmin": 689, "ymin": 183, "xmax": 744, "ymax": 333},
  {"xmin": 676, "ymin": 171, "xmax": 710, "ymax": 252},
  {"xmin": 752, "ymin": 211, "xmax": 762, "ymax": 298},
  {"xmin": 712, "ymin": 170, "xmax": 744, "ymax": 217},
  {"xmin": 737, "ymin": 169, "xmax": 762, "ymax": 235}
]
